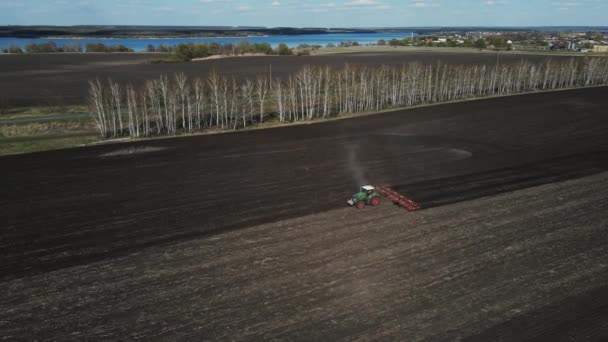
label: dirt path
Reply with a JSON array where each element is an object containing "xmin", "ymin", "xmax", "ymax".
[{"xmin": 1, "ymin": 172, "xmax": 606, "ymax": 340}]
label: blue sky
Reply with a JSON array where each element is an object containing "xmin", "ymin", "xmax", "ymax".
[{"xmin": 1, "ymin": 0, "xmax": 606, "ymax": 27}]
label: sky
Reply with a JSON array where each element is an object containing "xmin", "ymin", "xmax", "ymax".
[{"xmin": 1, "ymin": 0, "xmax": 606, "ymax": 27}]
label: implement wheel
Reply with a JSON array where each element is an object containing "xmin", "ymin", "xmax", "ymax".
[
  {"xmin": 356, "ymin": 201, "xmax": 365, "ymax": 209},
  {"xmin": 371, "ymin": 197, "xmax": 380, "ymax": 206}
]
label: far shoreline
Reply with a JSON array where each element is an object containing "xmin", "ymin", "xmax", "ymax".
[
  {"xmin": 41, "ymin": 35, "xmax": 270, "ymax": 40},
  {"xmin": 1, "ymin": 45, "xmax": 602, "ymax": 57}
]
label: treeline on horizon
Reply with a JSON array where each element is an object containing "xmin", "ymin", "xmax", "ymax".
[
  {"xmin": 1, "ymin": 42, "xmax": 133, "ymax": 53},
  {"xmin": 148, "ymin": 41, "xmax": 297, "ymax": 61},
  {"xmin": 0, "ymin": 34, "xmax": 522, "ymax": 55},
  {"xmin": 0, "ymin": 26, "xmax": 375, "ymax": 39},
  {"xmin": 88, "ymin": 58, "xmax": 608, "ymax": 138},
  {"xmin": 0, "ymin": 41, "xmax": 302, "ymax": 57},
  {"xmin": 0, "ymin": 37, "xmax": 498, "ymax": 56}
]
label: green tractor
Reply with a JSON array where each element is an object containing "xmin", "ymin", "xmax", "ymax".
[{"xmin": 348, "ymin": 185, "xmax": 381, "ymax": 209}]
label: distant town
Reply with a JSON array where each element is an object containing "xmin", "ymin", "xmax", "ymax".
[{"xmin": 406, "ymin": 29, "xmax": 608, "ymax": 53}]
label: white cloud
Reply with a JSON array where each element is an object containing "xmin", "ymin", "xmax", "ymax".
[
  {"xmin": 344, "ymin": 0, "xmax": 380, "ymax": 5},
  {"xmin": 343, "ymin": 0, "xmax": 390, "ymax": 9},
  {"xmin": 484, "ymin": 0, "xmax": 508, "ymax": 5},
  {"xmin": 409, "ymin": 1, "xmax": 440, "ymax": 8}
]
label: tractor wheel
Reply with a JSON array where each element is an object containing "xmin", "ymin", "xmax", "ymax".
[
  {"xmin": 356, "ymin": 201, "xmax": 365, "ymax": 209},
  {"xmin": 371, "ymin": 196, "xmax": 381, "ymax": 206}
]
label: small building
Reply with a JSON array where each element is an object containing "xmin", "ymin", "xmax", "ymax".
[{"xmin": 593, "ymin": 45, "xmax": 608, "ymax": 53}]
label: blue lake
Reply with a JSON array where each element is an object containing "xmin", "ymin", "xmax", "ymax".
[{"xmin": 0, "ymin": 33, "xmax": 415, "ymax": 52}]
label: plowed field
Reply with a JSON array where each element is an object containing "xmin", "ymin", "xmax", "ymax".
[{"xmin": 1, "ymin": 87, "xmax": 607, "ymax": 340}]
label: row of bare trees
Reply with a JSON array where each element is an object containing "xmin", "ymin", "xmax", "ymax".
[{"xmin": 89, "ymin": 58, "xmax": 608, "ymax": 138}]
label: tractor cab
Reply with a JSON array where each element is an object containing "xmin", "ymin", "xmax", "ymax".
[
  {"xmin": 361, "ymin": 185, "xmax": 375, "ymax": 195},
  {"xmin": 348, "ymin": 185, "xmax": 381, "ymax": 209}
]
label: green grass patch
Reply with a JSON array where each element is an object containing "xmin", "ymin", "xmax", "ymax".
[
  {"xmin": 0, "ymin": 118, "xmax": 99, "ymax": 156},
  {"xmin": 0, "ymin": 135, "xmax": 98, "ymax": 156},
  {"xmin": 0, "ymin": 120, "xmax": 94, "ymax": 138},
  {"xmin": 0, "ymin": 105, "xmax": 89, "ymax": 120}
]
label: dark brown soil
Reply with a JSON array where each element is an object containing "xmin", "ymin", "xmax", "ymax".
[
  {"xmin": 0, "ymin": 51, "xmax": 580, "ymax": 106},
  {"xmin": 0, "ymin": 87, "xmax": 607, "ymax": 340},
  {"xmin": 1, "ymin": 172, "xmax": 607, "ymax": 341}
]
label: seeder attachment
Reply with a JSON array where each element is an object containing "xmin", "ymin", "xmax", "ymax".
[{"xmin": 375, "ymin": 185, "xmax": 422, "ymax": 211}]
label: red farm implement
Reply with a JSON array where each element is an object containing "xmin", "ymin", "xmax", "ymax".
[
  {"xmin": 374, "ymin": 185, "xmax": 422, "ymax": 211},
  {"xmin": 347, "ymin": 185, "xmax": 422, "ymax": 211}
]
